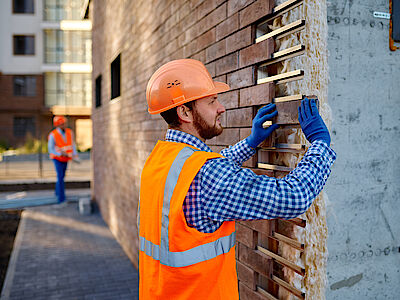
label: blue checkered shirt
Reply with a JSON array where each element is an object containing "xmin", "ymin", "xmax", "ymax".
[{"xmin": 165, "ymin": 129, "xmax": 336, "ymax": 233}]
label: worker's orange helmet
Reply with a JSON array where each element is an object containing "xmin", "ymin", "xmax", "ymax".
[
  {"xmin": 146, "ymin": 59, "xmax": 230, "ymax": 114},
  {"xmin": 53, "ymin": 115, "xmax": 66, "ymax": 127}
]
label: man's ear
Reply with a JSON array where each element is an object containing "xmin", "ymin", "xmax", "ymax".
[{"xmin": 176, "ymin": 105, "xmax": 193, "ymax": 124}]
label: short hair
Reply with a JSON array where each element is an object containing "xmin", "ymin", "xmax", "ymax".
[{"xmin": 160, "ymin": 101, "xmax": 195, "ymax": 129}]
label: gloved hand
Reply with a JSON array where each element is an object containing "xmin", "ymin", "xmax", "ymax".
[
  {"xmin": 246, "ymin": 103, "xmax": 279, "ymax": 149},
  {"xmin": 298, "ymin": 98, "xmax": 331, "ymax": 145}
]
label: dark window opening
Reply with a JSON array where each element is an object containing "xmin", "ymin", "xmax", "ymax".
[
  {"xmin": 111, "ymin": 54, "xmax": 121, "ymax": 99},
  {"xmin": 13, "ymin": 35, "xmax": 35, "ymax": 55},
  {"xmin": 13, "ymin": 0, "xmax": 34, "ymax": 13},
  {"xmin": 95, "ymin": 75, "xmax": 102, "ymax": 107},
  {"xmin": 13, "ymin": 117, "xmax": 36, "ymax": 137},
  {"xmin": 13, "ymin": 76, "xmax": 37, "ymax": 97},
  {"xmin": 393, "ymin": 0, "xmax": 400, "ymax": 41}
]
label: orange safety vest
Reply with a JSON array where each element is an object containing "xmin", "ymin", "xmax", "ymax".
[
  {"xmin": 49, "ymin": 128, "xmax": 73, "ymax": 162},
  {"xmin": 139, "ymin": 141, "xmax": 238, "ymax": 300}
]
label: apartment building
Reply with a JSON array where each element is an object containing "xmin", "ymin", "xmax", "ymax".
[{"xmin": 0, "ymin": 0, "xmax": 92, "ymax": 151}]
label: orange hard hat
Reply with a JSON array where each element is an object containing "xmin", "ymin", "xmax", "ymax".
[
  {"xmin": 146, "ymin": 59, "xmax": 230, "ymax": 114},
  {"xmin": 53, "ymin": 116, "xmax": 66, "ymax": 127}
]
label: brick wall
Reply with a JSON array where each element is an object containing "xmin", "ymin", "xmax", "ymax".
[
  {"xmin": 90, "ymin": 0, "xmax": 301, "ymax": 298},
  {"xmin": 0, "ymin": 74, "xmax": 48, "ymax": 147}
]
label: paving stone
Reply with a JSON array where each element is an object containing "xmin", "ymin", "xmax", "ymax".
[{"xmin": 1, "ymin": 192, "xmax": 138, "ymax": 300}]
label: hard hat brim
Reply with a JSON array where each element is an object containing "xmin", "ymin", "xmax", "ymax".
[{"xmin": 148, "ymin": 81, "xmax": 230, "ymax": 114}]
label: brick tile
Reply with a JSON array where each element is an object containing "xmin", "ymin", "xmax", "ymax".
[
  {"xmin": 197, "ymin": 0, "xmax": 219, "ymax": 20},
  {"xmin": 239, "ymin": 38, "xmax": 274, "ymax": 68},
  {"xmin": 206, "ymin": 39, "xmax": 226, "ymax": 62},
  {"xmin": 238, "ymin": 243, "xmax": 271, "ymax": 277},
  {"xmin": 226, "ymin": 107, "xmax": 253, "ymax": 127},
  {"xmin": 197, "ymin": 3, "xmax": 227, "ymax": 37},
  {"xmin": 275, "ymin": 99, "xmax": 301, "ymax": 125},
  {"xmin": 226, "ymin": 26, "xmax": 252, "ymax": 54},
  {"xmin": 228, "ymin": 0, "xmax": 255, "ymax": 16},
  {"xmin": 215, "ymin": 128, "xmax": 240, "ymax": 145},
  {"xmin": 241, "ymin": 219, "xmax": 271, "ymax": 235},
  {"xmin": 215, "ymin": 52, "xmax": 238, "ymax": 75},
  {"xmin": 239, "ymin": 127, "xmax": 251, "ymax": 140},
  {"xmin": 196, "ymin": 28, "xmax": 216, "ymax": 51},
  {"xmin": 237, "ymin": 261, "xmax": 257, "ymax": 290},
  {"xmin": 239, "ymin": 0, "xmax": 272, "ymax": 28},
  {"xmin": 227, "ymin": 66, "xmax": 254, "ymax": 89},
  {"xmin": 216, "ymin": 13, "xmax": 239, "ymax": 40},
  {"xmin": 218, "ymin": 90, "xmax": 239, "ymax": 109},
  {"xmin": 239, "ymin": 282, "xmax": 267, "ymax": 300},
  {"xmin": 214, "ymin": 74, "xmax": 227, "ymax": 83},
  {"xmin": 236, "ymin": 222, "xmax": 257, "ymax": 248},
  {"xmin": 239, "ymin": 82, "xmax": 274, "ymax": 107}
]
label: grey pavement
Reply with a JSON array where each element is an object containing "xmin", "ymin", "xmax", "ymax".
[{"xmin": 0, "ymin": 191, "xmax": 139, "ymax": 300}]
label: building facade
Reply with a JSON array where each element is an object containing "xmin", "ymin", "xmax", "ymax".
[{"xmin": 0, "ymin": 0, "xmax": 92, "ymax": 151}]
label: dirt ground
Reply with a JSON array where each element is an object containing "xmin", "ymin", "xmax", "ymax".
[{"xmin": 0, "ymin": 210, "xmax": 21, "ymax": 290}]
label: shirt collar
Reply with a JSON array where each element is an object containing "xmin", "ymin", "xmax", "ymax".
[{"xmin": 165, "ymin": 129, "xmax": 212, "ymax": 152}]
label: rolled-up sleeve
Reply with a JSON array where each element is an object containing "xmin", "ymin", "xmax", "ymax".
[{"xmin": 200, "ymin": 140, "xmax": 336, "ymax": 221}]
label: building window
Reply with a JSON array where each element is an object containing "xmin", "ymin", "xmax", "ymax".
[
  {"xmin": 13, "ymin": 35, "xmax": 35, "ymax": 55},
  {"xmin": 393, "ymin": 0, "xmax": 400, "ymax": 41},
  {"xmin": 44, "ymin": 0, "xmax": 83, "ymax": 21},
  {"xmin": 13, "ymin": 76, "xmax": 37, "ymax": 97},
  {"xmin": 13, "ymin": 0, "xmax": 34, "ymax": 14},
  {"xmin": 111, "ymin": 54, "xmax": 121, "ymax": 100},
  {"xmin": 45, "ymin": 72, "xmax": 92, "ymax": 108},
  {"xmin": 44, "ymin": 30, "xmax": 91, "ymax": 64},
  {"xmin": 95, "ymin": 75, "xmax": 102, "ymax": 108},
  {"xmin": 13, "ymin": 117, "xmax": 36, "ymax": 137}
]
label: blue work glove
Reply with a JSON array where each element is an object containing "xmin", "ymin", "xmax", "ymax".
[
  {"xmin": 298, "ymin": 98, "xmax": 331, "ymax": 145},
  {"xmin": 246, "ymin": 104, "xmax": 279, "ymax": 149}
]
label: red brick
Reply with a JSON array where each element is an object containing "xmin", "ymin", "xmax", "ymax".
[
  {"xmin": 238, "ymin": 243, "xmax": 271, "ymax": 277},
  {"xmin": 218, "ymin": 90, "xmax": 239, "ymax": 109},
  {"xmin": 215, "ymin": 128, "xmax": 240, "ymax": 145},
  {"xmin": 206, "ymin": 39, "xmax": 226, "ymax": 62},
  {"xmin": 228, "ymin": 0, "xmax": 255, "ymax": 16},
  {"xmin": 205, "ymin": 61, "xmax": 216, "ymax": 77},
  {"xmin": 226, "ymin": 107, "xmax": 253, "ymax": 127},
  {"xmin": 197, "ymin": 0, "xmax": 219, "ymax": 20},
  {"xmin": 239, "ymin": 38, "xmax": 274, "ymax": 68},
  {"xmin": 275, "ymin": 100, "xmax": 301, "ymax": 125},
  {"xmin": 252, "ymin": 168, "xmax": 275, "ymax": 176},
  {"xmin": 215, "ymin": 52, "xmax": 238, "ymax": 75},
  {"xmin": 236, "ymin": 222, "xmax": 257, "ymax": 248},
  {"xmin": 239, "ymin": 127, "xmax": 251, "ymax": 140},
  {"xmin": 237, "ymin": 261, "xmax": 257, "ymax": 290},
  {"xmin": 239, "ymin": 0, "xmax": 272, "ymax": 28},
  {"xmin": 196, "ymin": 28, "xmax": 216, "ymax": 51},
  {"xmin": 239, "ymin": 82, "xmax": 274, "ymax": 107},
  {"xmin": 227, "ymin": 66, "xmax": 253, "ymax": 89},
  {"xmin": 226, "ymin": 26, "xmax": 252, "ymax": 54},
  {"xmin": 239, "ymin": 282, "xmax": 268, "ymax": 300},
  {"xmin": 216, "ymin": 13, "xmax": 239, "ymax": 40},
  {"xmin": 214, "ymin": 74, "xmax": 227, "ymax": 83},
  {"xmin": 197, "ymin": 3, "xmax": 227, "ymax": 37},
  {"xmin": 241, "ymin": 219, "xmax": 271, "ymax": 235}
]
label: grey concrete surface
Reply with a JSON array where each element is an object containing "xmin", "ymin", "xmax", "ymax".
[
  {"xmin": 326, "ymin": 0, "xmax": 400, "ymax": 299},
  {"xmin": 0, "ymin": 192, "xmax": 139, "ymax": 300}
]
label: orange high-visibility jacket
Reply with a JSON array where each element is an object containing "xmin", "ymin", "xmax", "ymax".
[
  {"xmin": 139, "ymin": 141, "xmax": 238, "ymax": 300},
  {"xmin": 49, "ymin": 128, "xmax": 73, "ymax": 162}
]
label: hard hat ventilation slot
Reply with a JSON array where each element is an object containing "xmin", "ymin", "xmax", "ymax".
[{"xmin": 167, "ymin": 80, "xmax": 181, "ymax": 88}]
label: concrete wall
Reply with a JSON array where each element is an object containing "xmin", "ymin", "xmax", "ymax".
[{"xmin": 325, "ymin": 0, "xmax": 400, "ymax": 298}]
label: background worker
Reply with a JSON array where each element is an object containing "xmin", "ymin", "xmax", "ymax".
[
  {"xmin": 48, "ymin": 116, "xmax": 78, "ymax": 204},
  {"xmin": 139, "ymin": 59, "xmax": 336, "ymax": 299}
]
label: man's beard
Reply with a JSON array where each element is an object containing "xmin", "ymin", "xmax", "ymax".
[{"xmin": 192, "ymin": 108, "xmax": 223, "ymax": 140}]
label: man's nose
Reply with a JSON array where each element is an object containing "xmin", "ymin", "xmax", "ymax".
[{"xmin": 217, "ymin": 101, "xmax": 226, "ymax": 114}]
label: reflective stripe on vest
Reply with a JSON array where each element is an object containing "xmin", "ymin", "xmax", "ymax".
[{"xmin": 139, "ymin": 146, "xmax": 236, "ymax": 268}]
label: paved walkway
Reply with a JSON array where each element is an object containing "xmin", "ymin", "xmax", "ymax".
[{"xmin": 0, "ymin": 192, "xmax": 139, "ymax": 300}]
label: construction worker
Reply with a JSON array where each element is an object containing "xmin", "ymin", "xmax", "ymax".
[
  {"xmin": 139, "ymin": 59, "xmax": 336, "ymax": 299},
  {"xmin": 48, "ymin": 116, "xmax": 78, "ymax": 204}
]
